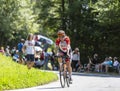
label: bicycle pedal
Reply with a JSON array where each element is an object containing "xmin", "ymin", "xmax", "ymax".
[
  {"xmin": 61, "ymin": 72, "xmax": 63, "ymax": 74},
  {"xmin": 69, "ymin": 82, "xmax": 72, "ymax": 84},
  {"xmin": 66, "ymin": 75, "xmax": 69, "ymax": 78},
  {"xmin": 69, "ymin": 81, "xmax": 72, "ymax": 84}
]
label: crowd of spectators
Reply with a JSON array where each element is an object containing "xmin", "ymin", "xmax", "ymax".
[
  {"xmin": 0, "ymin": 34, "xmax": 58, "ymax": 70},
  {"xmin": 0, "ymin": 39, "xmax": 120, "ymax": 74},
  {"xmin": 85, "ymin": 53, "xmax": 120, "ymax": 74}
]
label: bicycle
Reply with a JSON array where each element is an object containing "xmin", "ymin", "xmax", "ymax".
[{"xmin": 55, "ymin": 55, "xmax": 71, "ymax": 88}]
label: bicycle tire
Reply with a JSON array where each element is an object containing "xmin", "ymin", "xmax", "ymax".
[
  {"xmin": 118, "ymin": 65, "xmax": 120, "ymax": 75},
  {"xmin": 66, "ymin": 71, "xmax": 70, "ymax": 87},
  {"xmin": 59, "ymin": 65, "xmax": 65, "ymax": 88}
]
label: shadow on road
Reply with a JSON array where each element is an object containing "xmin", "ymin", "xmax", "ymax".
[
  {"xmin": 37, "ymin": 86, "xmax": 62, "ymax": 90},
  {"xmin": 72, "ymin": 72, "xmax": 120, "ymax": 78}
]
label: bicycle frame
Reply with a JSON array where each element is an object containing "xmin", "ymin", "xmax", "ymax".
[{"xmin": 57, "ymin": 55, "xmax": 70, "ymax": 88}]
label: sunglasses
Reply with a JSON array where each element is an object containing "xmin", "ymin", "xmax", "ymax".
[
  {"xmin": 58, "ymin": 33, "xmax": 63, "ymax": 35},
  {"xmin": 58, "ymin": 36, "xmax": 64, "ymax": 39},
  {"xmin": 58, "ymin": 34, "xmax": 63, "ymax": 36}
]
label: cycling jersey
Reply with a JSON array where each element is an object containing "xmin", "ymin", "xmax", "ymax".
[
  {"xmin": 56, "ymin": 36, "xmax": 71, "ymax": 62},
  {"xmin": 56, "ymin": 36, "xmax": 70, "ymax": 53}
]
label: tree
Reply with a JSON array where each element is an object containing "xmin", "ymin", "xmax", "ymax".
[
  {"xmin": 34, "ymin": 0, "xmax": 61, "ymax": 38},
  {"xmin": 0, "ymin": 0, "xmax": 39, "ymax": 46},
  {"xmin": 91, "ymin": 0, "xmax": 120, "ymax": 56}
]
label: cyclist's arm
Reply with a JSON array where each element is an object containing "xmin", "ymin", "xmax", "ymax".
[
  {"xmin": 65, "ymin": 36, "xmax": 71, "ymax": 53},
  {"xmin": 55, "ymin": 38, "xmax": 60, "ymax": 55}
]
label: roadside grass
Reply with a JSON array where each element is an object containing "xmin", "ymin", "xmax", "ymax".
[{"xmin": 0, "ymin": 54, "xmax": 58, "ymax": 90}]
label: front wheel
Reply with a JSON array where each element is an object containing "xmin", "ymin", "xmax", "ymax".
[
  {"xmin": 66, "ymin": 71, "xmax": 70, "ymax": 87},
  {"xmin": 59, "ymin": 66, "xmax": 65, "ymax": 88}
]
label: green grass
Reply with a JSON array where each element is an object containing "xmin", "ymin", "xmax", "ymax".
[{"xmin": 0, "ymin": 54, "xmax": 58, "ymax": 90}]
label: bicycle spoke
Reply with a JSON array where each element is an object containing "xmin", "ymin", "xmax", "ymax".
[
  {"xmin": 66, "ymin": 71, "xmax": 70, "ymax": 87},
  {"xmin": 59, "ymin": 66, "xmax": 65, "ymax": 88}
]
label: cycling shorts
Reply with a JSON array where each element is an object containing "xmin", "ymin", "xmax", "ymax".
[{"xmin": 57, "ymin": 49, "xmax": 71, "ymax": 62}]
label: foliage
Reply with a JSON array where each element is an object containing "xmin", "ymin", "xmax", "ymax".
[
  {"xmin": 35, "ymin": 0, "xmax": 61, "ymax": 37},
  {"xmin": 91, "ymin": 0, "xmax": 120, "ymax": 57},
  {"xmin": 0, "ymin": 54, "xmax": 58, "ymax": 90},
  {"xmin": 0, "ymin": 0, "xmax": 120, "ymax": 63},
  {"xmin": 0, "ymin": 0, "xmax": 39, "ymax": 46}
]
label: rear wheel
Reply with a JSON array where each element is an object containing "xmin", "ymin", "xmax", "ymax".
[{"xmin": 118, "ymin": 64, "xmax": 120, "ymax": 75}]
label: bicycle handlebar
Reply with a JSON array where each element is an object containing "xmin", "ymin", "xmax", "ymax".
[{"xmin": 54, "ymin": 55, "xmax": 69, "ymax": 58}]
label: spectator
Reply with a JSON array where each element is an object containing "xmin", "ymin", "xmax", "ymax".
[
  {"xmin": 0, "ymin": 46, "xmax": 5, "ymax": 55},
  {"xmin": 18, "ymin": 39, "xmax": 25, "ymax": 64},
  {"xmin": 113, "ymin": 57, "xmax": 119, "ymax": 67},
  {"xmin": 22, "ymin": 33, "xmax": 36, "ymax": 69},
  {"xmin": 44, "ymin": 50, "xmax": 50, "ymax": 70},
  {"xmin": 87, "ymin": 53, "xmax": 101, "ymax": 72},
  {"xmin": 5, "ymin": 46, "xmax": 11, "ymax": 56},
  {"xmin": 50, "ymin": 49, "xmax": 56, "ymax": 70},
  {"xmin": 34, "ymin": 48, "xmax": 45, "ymax": 68},
  {"xmin": 113, "ymin": 57, "xmax": 119, "ymax": 72},
  {"xmin": 71, "ymin": 48, "xmax": 80, "ymax": 72},
  {"xmin": 42, "ymin": 40, "xmax": 49, "ymax": 52},
  {"xmin": 13, "ymin": 50, "xmax": 19, "ymax": 62},
  {"xmin": 100, "ymin": 56, "xmax": 113, "ymax": 73},
  {"xmin": 11, "ymin": 47, "xmax": 17, "ymax": 57}
]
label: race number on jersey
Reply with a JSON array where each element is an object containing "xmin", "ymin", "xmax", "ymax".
[{"xmin": 59, "ymin": 41, "xmax": 68, "ymax": 52}]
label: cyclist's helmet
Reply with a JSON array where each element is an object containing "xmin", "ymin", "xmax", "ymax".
[{"xmin": 57, "ymin": 30, "xmax": 65, "ymax": 37}]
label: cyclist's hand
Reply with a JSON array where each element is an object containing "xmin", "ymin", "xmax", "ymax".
[
  {"xmin": 66, "ymin": 49, "xmax": 70, "ymax": 57},
  {"xmin": 57, "ymin": 52, "xmax": 64, "ymax": 56}
]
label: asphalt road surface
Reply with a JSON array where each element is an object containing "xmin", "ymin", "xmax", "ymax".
[{"xmin": 7, "ymin": 71, "xmax": 120, "ymax": 91}]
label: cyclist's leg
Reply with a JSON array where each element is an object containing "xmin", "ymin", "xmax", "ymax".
[
  {"xmin": 57, "ymin": 50, "xmax": 64, "ymax": 71},
  {"xmin": 58, "ymin": 57, "xmax": 62, "ymax": 71},
  {"xmin": 67, "ymin": 48, "xmax": 72, "ymax": 79},
  {"xmin": 66, "ymin": 59, "xmax": 72, "ymax": 80}
]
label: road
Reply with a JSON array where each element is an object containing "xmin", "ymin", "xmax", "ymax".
[{"xmin": 8, "ymin": 71, "xmax": 120, "ymax": 91}]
